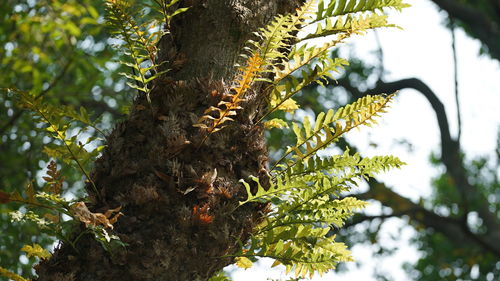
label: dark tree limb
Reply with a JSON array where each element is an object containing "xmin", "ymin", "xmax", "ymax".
[
  {"xmin": 430, "ymin": 0, "xmax": 500, "ymax": 61},
  {"xmin": 311, "ymin": 75, "xmax": 500, "ymax": 256},
  {"xmin": 366, "ymin": 78, "xmax": 499, "ymax": 233},
  {"xmin": 356, "ymin": 180, "xmax": 500, "ymax": 257}
]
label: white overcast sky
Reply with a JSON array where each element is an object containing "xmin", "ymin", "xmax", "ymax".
[{"xmin": 227, "ymin": 1, "xmax": 500, "ymax": 280}]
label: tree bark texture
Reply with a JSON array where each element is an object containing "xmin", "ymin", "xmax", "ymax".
[{"xmin": 35, "ymin": 1, "xmax": 302, "ymax": 280}]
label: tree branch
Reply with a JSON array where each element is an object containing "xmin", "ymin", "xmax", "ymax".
[
  {"xmin": 368, "ymin": 78, "xmax": 458, "ymax": 158},
  {"xmin": 351, "ymin": 179, "xmax": 500, "ymax": 257},
  {"xmin": 366, "ymin": 78, "xmax": 499, "ymax": 232},
  {"xmin": 430, "ymin": 0, "xmax": 500, "ymax": 61},
  {"xmin": 318, "ymin": 78, "xmax": 500, "ymax": 256}
]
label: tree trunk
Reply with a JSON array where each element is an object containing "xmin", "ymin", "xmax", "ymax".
[{"xmin": 34, "ymin": 1, "xmax": 301, "ymax": 280}]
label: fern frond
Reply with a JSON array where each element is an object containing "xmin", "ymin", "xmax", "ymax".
[
  {"xmin": 286, "ymin": 147, "xmax": 406, "ymax": 179},
  {"xmin": 300, "ymin": 0, "xmax": 410, "ymax": 41},
  {"xmin": 237, "ymin": 173, "xmax": 369, "ymax": 279},
  {"xmin": 151, "ymin": 0, "xmax": 189, "ymax": 27},
  {"xmin": 253, "ymin": 0, "xmax": 317, "ymax": 66},
  {"xmin": 0, "ymin": 266, "xmax": 27, "ymax": 281},
  {"xmin": 106, "ymin": 0, "xmax": 173, "ymax": 105},
  {"xmin": 265, "ymin": 55, "xmax": 348, "ymax": 118},
  {"xmin": 274, "ymin": 94, "xmax": 395, "ymax": 172},
  {"xmin": 230, "ymin": 1, "xmax": 409, "ymax": 279},
  {"xmin": 11, "ymin": 89, "xmax": 102, "ymax": 197},
  {"xmin": 236, "ymin": 225, "xmax": 352, "ymax": 278},
  {"xmin": 316, "ymin": 0, "xmax": 410, "ymax": 21},
  {"xmin": 239, "ymin": 175, "xmax": 295, "ymax": 206},
  {"xmin": 264, "ymin": 118, "xmax": 289, "ymax": 129},
  {"xmin": 194, "ymin": 53, "xmax": 264, "ymax": 133},
  {"xmin": 304, "ymin": 12, "xmax": 393, "ymax": 40},
  {"xmin": 238, "ymin": 146, "xmax": 405, "ymax": 279}
]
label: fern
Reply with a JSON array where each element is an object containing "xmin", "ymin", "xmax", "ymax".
[
  {"xmin": 251, "ymin": 0, "xmax": 317, "ymax": 68},
  {"xmin": 225, "ymin": 1, "xmax": 409, "ymax": 278},
  {"xmin": 0, "ymin": 266, "xmax": 27, "ymax": 281},
  {"xmin": 264, "ymin": 55, "xmax": 348, "ymax": 119},
  {"xmin": 286, "ymin": 147, "xmax": 406, "ymax": 179},
  {"xmin": 235, "ymin": 225, "xmax": 352, "ymax": 278},
  {"xmin": 11, "ymin": 89, "xmax": 103, "ymax": 196},
  {"xmin": 194, "ymin": 53, "xmax": 264, "ymax": 134},
  {"xmin": 273, "ymin": 94, "xmax": 395, "ymax": 172},
  {"xmin": 237, "ymin": 148, "xmax": 404, "ymax": 278},
  {"xmin": 105, "ymin": 0, "xmax": 186, "ymax": 104},
  {"xmin": 316, "ymin": 0, "xmax": 410, "ymax": 20},
  {"xmin": 197, "ymin": 0, "xmax": 406, "ymax": 135},
  {"xmin": 262, "ymin": 0, "xmax": 407, "ymax": 116},
  {"xmin": 237, "ymin": 93, "xmax": 402, "ymax": 278},
  {"xmin": 304, "ymin": 13, "xmax": 393, "ymax": 40},
  {"xmin": 151, "ymin": 0, "xmax": 189, "ymax": 28}
]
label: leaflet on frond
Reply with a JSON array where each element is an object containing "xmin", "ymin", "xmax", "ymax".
[
  {"xmin": 236, "ymin": 224, "xmax": 352, "ymax": 278},
  {"xmin": 285, "ymin": 148, "xmax": 406, "ymax": 178},
  {"xmin": 316, "ymin": 0, "xmax": 410, "ymax": 20},
  {"xmin": 274, "ymin": 94, "xmax": 395, "ymax": 173}
]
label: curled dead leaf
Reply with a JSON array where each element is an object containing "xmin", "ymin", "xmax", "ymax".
[{"xmin": 70, "ymin": 202, "xmax": 123, "ymax": 229}]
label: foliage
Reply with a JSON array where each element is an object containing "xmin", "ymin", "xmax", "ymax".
[
  {"xmin": 281, "ymin": 13, "xmax": 500, "ymax": 279},
  {"xmin": 1, "ymin": 160, "xmax": 123, "ymax": 258},
  {"xmin": 404, "ymin": 154, "xmax": 500, "ymax": 280},
  {"xmin": 0, "ymin": 0, "xmax": 408, "ymax": 280},
  {"xmin": 195, "ymin": 0, "xmax": 409, "ymax": 133},
  {"xmin": 236, "ymin": 146, "xmax": 404, "ymax": 278},
  {"xmin": 0, "ymin": 0, "xmax": 126, "ymax": 276},
  {"xmin": 194, "ymin": 53, "xmax": 265, "ymax": 134},
  {"xmin": 199, "ymin": 0, "xmax": 407, "ymax": 278},
  {"xmin": 21, "ymin": 244, "xmax": 51, "ymax": 259},
  {"xmin": 0, "ymin": 0, "xmax": 185, "ymax": 278},
  {"xmin": 10, "ymin": 88, "xmax": 104, "ymax": 196},
  {"xmin": 207, "ymin": 271, "xmax": 232, "ymax": 281},
  {"xmin": 105, "ymin": 0, "xmax": 188, "ymax": 104}
]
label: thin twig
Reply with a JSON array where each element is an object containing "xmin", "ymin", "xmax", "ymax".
[
  {"xmin": 450, "ymin": 18, "xmax": 462, "ymax": 142},
  {"xmin": 373, "ymin": 30, "xmax": 385, "ymax": 81}
]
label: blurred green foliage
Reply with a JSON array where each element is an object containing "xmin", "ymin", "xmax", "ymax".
[
  {"xmin": 406, "ymin": 154, "xmax": 500, "ymax": 280},
  {"xmin": 0, "ymin": 0, "xmax": 131, "ymax": 277}
]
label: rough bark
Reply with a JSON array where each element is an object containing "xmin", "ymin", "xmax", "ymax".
[{"xmin": 34, "ymin": 1, "xmax": 302, "ymax": 280}]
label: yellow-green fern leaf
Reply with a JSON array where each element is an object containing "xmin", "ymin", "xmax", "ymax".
[{"xmin": 278, "ymin": 94, "xmax": 395, "ymax": 172}]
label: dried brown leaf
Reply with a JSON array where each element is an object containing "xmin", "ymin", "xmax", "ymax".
[{"xmin": 70, "ymin": 202, "xmax": 123, "ymax": 229}]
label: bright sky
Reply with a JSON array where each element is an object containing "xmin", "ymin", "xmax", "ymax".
[{"xmin": 228, "ymin": 1, "xmax": 500, "ymax": 280}]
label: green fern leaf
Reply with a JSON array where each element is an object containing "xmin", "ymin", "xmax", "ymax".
[
  {"xmin": 275, "ymin": 94, "xmax": 395, "ymax": 172},
  {"xmin": 316, "ymin": 0, "xmax": 410, "ymax": 20}
]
